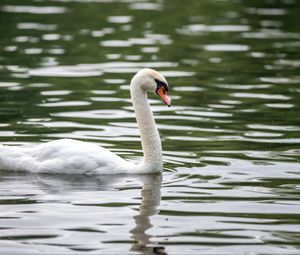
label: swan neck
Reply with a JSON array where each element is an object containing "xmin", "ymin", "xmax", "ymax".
[{"xmin": 130, "ymin": 79, "xmax": 162, "ymax": 172}]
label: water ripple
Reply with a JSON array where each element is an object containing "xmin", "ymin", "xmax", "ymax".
[
  {"xmin": 29, "ymin": 61, "xmax": 179, "ymax": 77},
  {"xmin": 178, "ymin": 24, "xmax": 251, "ymax": 35},
  {"xmin": 2, "ymin": 5, "xmax": 68, "ymax": 14},
  {"xmin": 204, "ymin": 44, "xmax": 249, "ymax": 52},
  {"xmin": 230, "ymin": 93, "xmax": 291, "ymax": 100},
  {"xmin": 1, "ymin": 0, "xmax": 300, "ymax": 254}
]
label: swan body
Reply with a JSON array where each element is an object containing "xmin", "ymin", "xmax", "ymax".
[
  {"xmin": 0, "ymin": 139, "xmax": 135, "ymax": 174},
  {"xmin": 0, "ymin": 69, "xmax": 171, "ymax": 175}
]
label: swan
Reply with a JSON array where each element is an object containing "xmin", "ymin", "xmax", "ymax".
[{"xmin": 0, "ymin": 68, "xmax": 171, "ymax": 175}]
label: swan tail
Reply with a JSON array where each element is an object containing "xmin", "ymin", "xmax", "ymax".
[
  {"xmin": 0, "ymin": 143, "xmax": 5, "ymax": 154},
  {"xmin": 0, "ymin": 144, "xmax": 25, "ymax": 171},
  {"xmin": 0, "ymin": 143, "xmax": 8, "ymax": 154},
  {"xmin": 0, "ymin": 144, "xmax": 6, "ymax": 170}
]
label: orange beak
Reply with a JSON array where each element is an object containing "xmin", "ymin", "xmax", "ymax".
[{"xmin": 156, "ymin": 87, "xmax": 171, "ymax": 107}]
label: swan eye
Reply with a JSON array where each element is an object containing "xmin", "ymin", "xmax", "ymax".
[{"xmin": 155, "ymin": 79, "xmax": 168, "ymax": 92}]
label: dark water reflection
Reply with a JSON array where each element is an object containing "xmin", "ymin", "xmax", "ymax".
[{"xmin": 0, "ymin": 0, "xmax": 300, "ymax": 254}]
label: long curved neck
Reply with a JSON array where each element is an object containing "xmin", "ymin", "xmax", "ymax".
[{"xmin": 130, "ymin": 79, "xmax": 162, "ymax": 172}]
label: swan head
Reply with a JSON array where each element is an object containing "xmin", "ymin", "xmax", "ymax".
[{"xmin": 131, "ymin": 68, "xmax": 171, "ymax": 106}]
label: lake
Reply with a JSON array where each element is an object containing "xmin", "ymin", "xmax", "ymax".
[{"xmin": 0, "ymin": 0, "xmax": 300, "ymax": 254}]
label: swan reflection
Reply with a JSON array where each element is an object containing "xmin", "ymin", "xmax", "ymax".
[
  {"xmin": 0, "ymin": 172, "xmax": 166, "ymax": 254},
  {"xmin": 130, "ymin": 174, "xmax": 166, "ymax": 254}
]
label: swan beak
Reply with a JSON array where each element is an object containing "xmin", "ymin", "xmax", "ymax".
[{"xmin": 156, "ymin": 87, "xmax": 171, "ymax": 107}]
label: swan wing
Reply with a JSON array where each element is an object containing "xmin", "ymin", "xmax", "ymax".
[{"xmin": 0, "ymin": 139, "xmax": 126, "ymax": 174}]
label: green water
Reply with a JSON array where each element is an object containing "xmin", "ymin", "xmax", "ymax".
[{"xmin": 0, "ymin": 0, "xmax": 300, "ymax": 254}]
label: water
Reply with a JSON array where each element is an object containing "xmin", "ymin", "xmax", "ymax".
[{"xmin": 0, "ymin": 0, "xmax": 300, "ymax": 254}]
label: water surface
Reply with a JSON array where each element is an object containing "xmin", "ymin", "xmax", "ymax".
[{"xmin": 0, "ymin": 0, "xmax": 300, "ymax": 254}]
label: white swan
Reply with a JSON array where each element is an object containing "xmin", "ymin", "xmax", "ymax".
[{"xmin": 0, "ymin": 68, "xmax": 171, "ymax": 175}]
